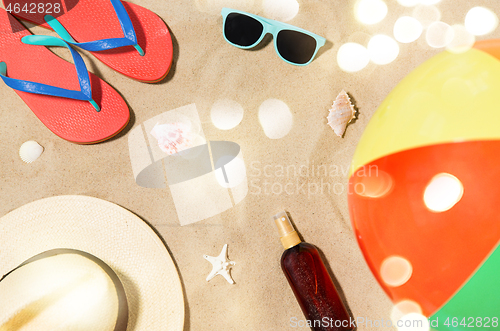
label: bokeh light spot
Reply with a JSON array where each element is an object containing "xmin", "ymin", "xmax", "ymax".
[
  {"xmin": 337, "ymin": 43, "xmax": 370, "ymax": 72},
  {"xmin": 446, "ymin": 24, "xmax": 475, "ymax": 54},
  {"xmin": 394, "ymin": 16, "xmax": 423, "ymax": 43},
  {"xmin": 397, "ymin": 0, "xmax": 419, "ymax": 7},
  {"xmin": 368, "ymin": 35, "xmax": 399, "ymax": 65},
  {"xmin": 211, "ymin": 99, "xmax": 244, "ymax": 130},
  {"xmin": 425, "ymin": 21, "xmax": 454, "ymax": 48},
  {"xmin": 263, "ymin": 0, "xmax": 299, "ymax": 22},
  {"xmin": 465, "ymin": 7, "xmax": 499, "ymax": 36},
  {"xmin": 412, "ymin": 5, "xmax": 441, "ymax": 28},
  {"xmin": 391, "ymin": 300, "xmax": 423, "ymax": 325},
  {"xmin": 258, "ymin": 99, "xmax": 293, "ymax": 139},
  {"xmin": 354, "ymin": 170, "xmax": 393, "ymax": 198},
  {"xmin": 355, "ymin": 0, "xmax": 388, "ymax": 25},
  {"xmin": 380, "ymin": 256, "xmax": 413, "ymax": 287},
  {"xmin": 424, "ymin": 173, "xmax": 464, "ymax": 212}
]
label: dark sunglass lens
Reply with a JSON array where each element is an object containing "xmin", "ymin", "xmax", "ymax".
[
  {"xmin": 277, "ymin": 30, "xmax": 317, "ymax": 64},
  {"xmin": 224, "ymin": 13, "xmax": 264, "ymax": 47}
]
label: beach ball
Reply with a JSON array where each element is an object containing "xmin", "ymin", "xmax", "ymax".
[{"xmin": 348, "ymin": 39, "xmax": 500, "ymax": 329}]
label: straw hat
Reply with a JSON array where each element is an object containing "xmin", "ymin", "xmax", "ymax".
[{"xmin": 0, "ymin": 195, "xmax": 184, "ymax": 331}]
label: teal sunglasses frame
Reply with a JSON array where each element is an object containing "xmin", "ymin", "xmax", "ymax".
[{"xmin": 221, "ymin": 8, "xmax": 326, "ymax": 66}]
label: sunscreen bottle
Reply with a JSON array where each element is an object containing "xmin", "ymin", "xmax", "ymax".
[{"xmin": 274, "ymin": 211, "xmax": 354, "ymax": 331}]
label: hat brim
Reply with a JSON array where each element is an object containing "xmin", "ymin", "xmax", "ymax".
[{"xmin": 0, "ymin": 195, "xmax": 184, "ymax": 331}]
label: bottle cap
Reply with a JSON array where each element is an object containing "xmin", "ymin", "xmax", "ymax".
[{"xmin": 273, "ymin": 211, "xmax": 302, "ymax": 249}]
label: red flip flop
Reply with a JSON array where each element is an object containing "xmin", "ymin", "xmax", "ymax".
[
  {"xmin": 3, "ymin": 0, "xmax": 173, "ymax": 82},
  {"xmin": 0, "ymin": 9, "xmax": 129, "ymax": 144}
]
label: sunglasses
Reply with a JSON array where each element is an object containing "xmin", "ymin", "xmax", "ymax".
[{"xmin": 221, "ymin": 8, "xmax": 326, "ymax": 66}]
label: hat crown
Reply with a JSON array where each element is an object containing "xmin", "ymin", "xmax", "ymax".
[{"xmin": 0, "ymin": 251, "xmax": 123, "ymax": 331}]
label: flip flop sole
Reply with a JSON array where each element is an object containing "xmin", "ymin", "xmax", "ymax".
[
  {"xmin": 0, "ymin": 10, "xmax": 129, "ymax": 144},
  {"xmin": 5, "ymin": 0, "xmax": 174, "ymax": 82}
]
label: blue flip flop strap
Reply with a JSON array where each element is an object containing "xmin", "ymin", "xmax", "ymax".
[
  {"xmin": 0, "ymin": 35, "xmax": 100, "ymax": 111},
  {"xmin": 45, "ymin": 0, "xmax": 144, "ymax": 55}
]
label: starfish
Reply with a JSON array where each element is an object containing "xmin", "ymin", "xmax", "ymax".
[{"xmin": 203, "ymin": 244, "xmax": 236, "ymax": 284}]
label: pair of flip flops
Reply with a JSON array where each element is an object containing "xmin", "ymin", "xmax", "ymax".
[{"xmin": 0, "ymin": 0, "xmax": 173, "ymax": 143}]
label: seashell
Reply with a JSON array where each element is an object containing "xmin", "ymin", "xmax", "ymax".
[
  {"xmin": 327, "ymin": 90, "xmax": 356, "ymax": 137},
  {"xmin": 19, "ymin": 140, "xmax": 44, "ymax": 163},
  {"xmin": 150, "ymin": 122, "xmax": 194, "ymax": 155}
]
